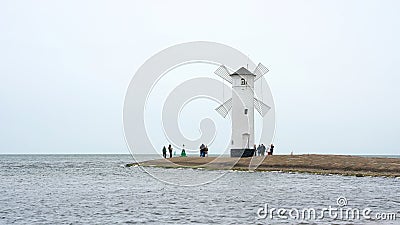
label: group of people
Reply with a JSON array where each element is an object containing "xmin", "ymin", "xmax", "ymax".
[
  {"xmin": 162, "ymin": 143, "xmax": 274, "ymax": 158},
  {"xmin": 162, "ymin": 145, "xmax": 174, "ymax": 158},
  {"xmin": 162, "ymin": 144, "xmax": 188, "ymax": 158},
  {"xmin": 162, "ymin": 144, "xmax": 209, "ymax": 158},
  {"xmin": 199, "ymin": 144, "xmax": 208, "ymax": 157},
  {"xmin": 254, "ymin": 143, "xmax": 274, "ymax": 156}
]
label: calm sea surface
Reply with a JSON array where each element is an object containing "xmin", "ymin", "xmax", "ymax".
[{"xmin": 0, "ymin": 154, "xmax": 399, "ymax": 224}]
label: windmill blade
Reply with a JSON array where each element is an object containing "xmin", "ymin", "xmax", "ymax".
[
  {"xmin": 254, "ymin": 97, "xmax": 271, "ymax": 117},
  {"xmin": 214, "ymin": 65, "xmax": 233, "ymax": 84},
  {"xmin": 253, "ymin": 63, "xmax": 269, "ymax": 81},
  {"xmin": 215, "ymin": 98, "xmax": 232, "ymax": 118}
]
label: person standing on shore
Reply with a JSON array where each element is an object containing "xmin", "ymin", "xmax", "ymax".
[
  {"xmin": 168, "ymin": 144, "xmax": 173, "ymax": 158},
  {"xmin": 253, "ymin": 145, "xmax": 257, "ymax": 156},
  {"xmin": 257, "ymin": 144, "xmax": 262, "ymax": 156},
  {"xmin": 162, "ymin": 146, "xmax": 167, "ymax": 158},
  {"xmin": 200, "ymin": 144, "xmax": 205, "ymax": 157},
  {"xmin": 261, "ymin": 144, "xmax": 266, "ymax": 156},
  {"xmin": 270, "ymin": 144, "xmax": 274, "ymax": 155}
]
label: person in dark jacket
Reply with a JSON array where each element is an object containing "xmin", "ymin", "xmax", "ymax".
[
  {"xmin": 270, "ymin": 144, "xmax": 274, "ymax": 155},
  {"xmin": 162, "ymin": 146, "xmax": 167, "ymax": 158},
  {"xmin": 200, "ymin": 144, "xmax": 205, "ymax": 157},
  {"xmin": 168, "ymin": 144, "xmax": 173, "ymax": 158}
]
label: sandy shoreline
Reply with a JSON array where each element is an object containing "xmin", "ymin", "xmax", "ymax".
[{"xmin": 126, "ymin": 154, "xmax": 400, "ymax": 177}]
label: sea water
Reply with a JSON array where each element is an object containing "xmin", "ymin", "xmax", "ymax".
[{"xmin": 0, "ymin": 154, "xmax": 399, "ymax": 224}]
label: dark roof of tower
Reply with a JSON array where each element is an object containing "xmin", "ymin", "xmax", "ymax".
[{"xmin": 230, "ymin": 67, "xmax": 255, "ymax": 76}]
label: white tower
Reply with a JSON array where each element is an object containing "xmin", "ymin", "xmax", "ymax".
[
  {"xmin": 231, "ymin": 67, "xmax": 255, "ymax": 151},
  {"xmin": 215, "ymin": 64, "xmax": 271, "ymax": 157}
]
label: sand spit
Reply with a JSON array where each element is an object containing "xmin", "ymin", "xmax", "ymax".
[{"xmin": 126, "ymin": 154, "xmax": 400, "ymax": 177}]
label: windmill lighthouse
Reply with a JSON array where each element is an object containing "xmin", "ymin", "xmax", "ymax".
[{"xmin": 214, "ymin": 63, "xmax": 271, "ymax": 157}]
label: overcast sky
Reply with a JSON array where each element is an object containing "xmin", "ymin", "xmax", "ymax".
[{"xmin": 1, "ymin": 0, "xmax": 399, "ymax": 155}]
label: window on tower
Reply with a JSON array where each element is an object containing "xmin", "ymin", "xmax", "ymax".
[
  {"xmin": 241, "ymin": 78, "xmax": 246, "ymax": 85},
  {"xmin": 244, "ymin": 108, "xmax": 248, "ymax": 115}
]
